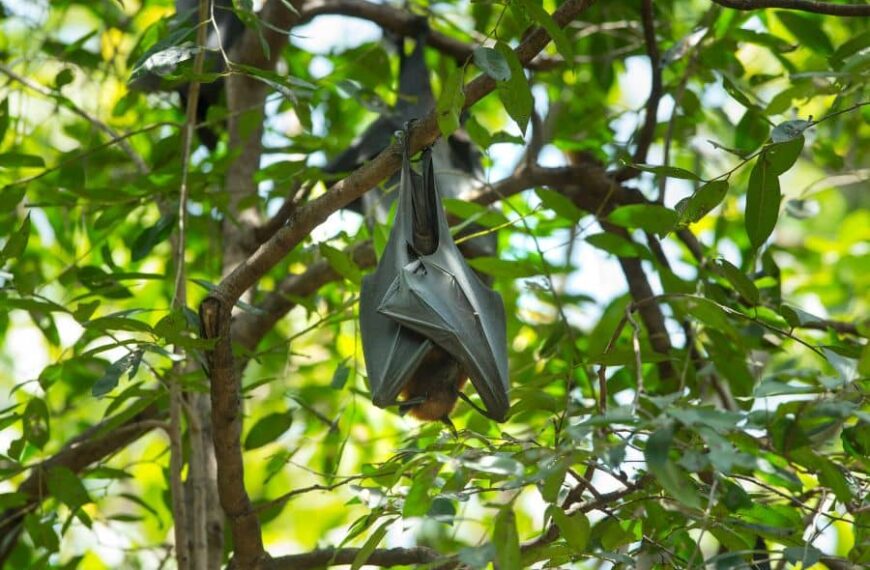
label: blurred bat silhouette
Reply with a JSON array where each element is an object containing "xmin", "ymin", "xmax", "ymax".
[
  {"xmin": 359, "ymin": 127, "xmax": 509, "ymax": 424},
  {"xmin": 324, "ymin": 24, "xmax": 496, "ymax": 260},
  {"xmin": 130, "ymin": 0, "xmax": 244, "ymax": 148}
]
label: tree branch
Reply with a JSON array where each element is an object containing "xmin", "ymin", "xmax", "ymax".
[
  {"xmin": 0, "ymin": 62, "xmax": 148, "ymax": 174},
  {"xmin": 297, "ymin": 0, "xmax": 563, "ymax": 70},
  {"xmin": 212, "ymin": 0, "xmax": 596, "ymax": 304},
  {"xmin": 711, "ymin": 0, "xmax": 870, "ymax": 17},
  {"xmin": 795, "ymin": 318, "xmax": 859, "ymax": 335},
  {"xmin": 617, "ymin": 0, "xmax": 663, "ymax": 182},
  {"xmin": 201, "ymin": 5, "xmax": 595, "ymax": 564},
  {"xmin": 522, "ymin": 475, "xmax": 652, "ymax": 552},
  {"xmin": 264, "ymin": 546, "xmax": 440, "ymax": 569},
  {"xmin": 201, "ymin": 1, "xmax": 307, "ymax": 567}
]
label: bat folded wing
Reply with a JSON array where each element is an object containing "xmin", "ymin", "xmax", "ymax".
[
  {"xmin": 360, "ymin": 271, "xmax": 434, "ymax": 408},
  {"xmin": 377, "ymin": 256, "xmax": 510, "ymax": 421}
]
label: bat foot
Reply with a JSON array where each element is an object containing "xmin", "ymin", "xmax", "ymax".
[{"xmin": 440, "ymin": 416, "xmax": 458, "ymax": 437}]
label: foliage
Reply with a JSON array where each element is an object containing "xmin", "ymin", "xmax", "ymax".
[{"xmin": 0, "ymin": 0, "xmax": 868, "ymax": 569}]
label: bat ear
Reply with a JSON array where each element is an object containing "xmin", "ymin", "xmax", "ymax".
[{"xmin": 409, "ymin": 149, "xmax": 439, "ymax": 255}]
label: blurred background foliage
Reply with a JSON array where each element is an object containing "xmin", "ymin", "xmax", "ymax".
[{"xmin": 0, "ymin": 0, "xmax": 868, "ymax": 568}]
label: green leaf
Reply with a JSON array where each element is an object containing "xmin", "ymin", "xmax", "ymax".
[
  {"xmin": 403, "ymin": 464, "xmax": 440, "ymax": 517},
  {"xmin": 676, "ymin": 180, "xmax": 729, "ymax": 224},
  {"xmin": 712, "ymin": 258, "xmax": 760, "ymax": 305},
  {"xmin": 473, "ymin": 47, "xmax": 511, "ymax": 81},
  {"xmin": 330, "ymin": 361, "xmax": 350, "ymax": 390},
  {"xmin": 23, "ymin": 398, "xmax": 50, "ymax": 449},
  {"xmin": 539, "ymin": 460, "xmax": 567, "ymax": 502},
  {"xmin": 92, "ymin": 350, "xmax": 143, "ymax": 397},
  {"xmin": 770, "ymin": 119, "xmax": 811, "ymax": 143},
  {"xmin": 47, "ymin": 466, "xmax": 91, "ymax": 509},
  {"xmin": 0, "ymin": 185, "xmax": 26, "ymax": 211},
  {"xmin": 350, "ymin": 519, "xmax": 393, "ymax": 570},
  {"xmin": 766, "ymin": 135, "xmax": 804, "ymax": 175},
  {"xmin": 831, "ymin": 31, "xmax": 870, "ymax": 68},
  {"xmin": 426, "ymin": 497, "xmax": 456, "ymax": 524},
  {"xmin": 0, "ymin": 153, "xmax": 45, "ymax": 168},
  {"xmin": 319, "ymin": 243, "xmax": 362, "ymax": 285},
  {"xmin": 86, "ymin": 316, "xmax": 153, "ymax": 334},
  {"xmin": 244, "ymin": 412, "xmax": 293, "ymax": 450},
  {"xmin": 776, "ymin": 11, "xmax": 833, "ymax": 55},
  {"xmin": 0, "ymin": 492, "xmax": 27, "ymax": 510},
  {"xmin": 745, "ymin": 152, "xmax": 780, "ymax": 250},
  {"xmin": 515, "ymin": 0, "xmax": 573, "ymax": 63},
  {"xmin": 607, "ymin": 204, "xmax": 678, "ymax": 235},
  {"xmin": 816, "ymin": 459, "xmax": 852, "ymax": 503},
  {"xmin": 585, "ymin": 232, "xmax": 651, "ymax": 259},
  {"xmin": 467, "ymin": 256, "xmax": 540, "ymax": 278},
  {"xmin": 24, "ymin": 513, "xmax": 59, "ymax": 552},
  {"xmin": 681, "ymin": 297, "xmax": 734, "ymax": 333},
  {"xmin": 493, "ymin": 506, "xmax": 521, "ymax": 570},
  {"xmin": 131, "ymin": 213, "xmax": 176, "ymax": 262},
  {"xmin": 721, "ymin": 76, "xmax": 757, "ymax": 111},
  {"xmin": 535, "ymin": 188, "xmax": 584, "ymax": 222},
  {"xmin": 547, "ymin": 506, "xmax": 590, "ymax": 553},
  {"xmin": 1, "ymin": 214, "xmax": 31, "ymax": 261},
  {"xmin": 783, "ymin": 546, "xmax": 822, "ymax": 567},
  {"xmin": 436, "ymin": 66, "xmax": 465, "ymax": 137},
  {"xmin": 495, "ymin": 41, "xmax": 533, "ymax": 134},
  {"xmin": 670, "ymin": 406, "xmax": 744, "ymax": 433},
  {"xmin": 55, "ymin": 68, "xmax": 75, "ymax": 89},
  {"xmin": 0, "ymin": 98, "xmax": 9, "ymax": 145},
  {"xmin": 443, "ymin": 198, "xmax": 510, "ymax": 228},
  {"xmin": 735, "ymin": 108, "xmax": 770, "ymax": 153},
  {"xmin": 628, "ymin": 163, "xmax": 700, "ymax": 181},
  {"xmin": 465, "ymin": 114, "xmax": 492, "ymax": 147},
  {"xmin": 644, "ymin": 426, "xmax": 701, "ymax": 508}
]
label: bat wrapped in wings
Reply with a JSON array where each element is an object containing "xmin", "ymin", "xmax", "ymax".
[{"xmin": 359, "ymin": 127, "xmax": 510, "ymax": 424}]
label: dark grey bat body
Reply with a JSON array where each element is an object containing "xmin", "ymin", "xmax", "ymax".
[{"xmin": 360, "ymin": 131, "xmax": 510, "ymax": 422}]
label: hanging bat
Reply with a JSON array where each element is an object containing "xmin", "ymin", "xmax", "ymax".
[{"xmin": 359, "ymin": 127, "xmax": 510, "ymax": 424}]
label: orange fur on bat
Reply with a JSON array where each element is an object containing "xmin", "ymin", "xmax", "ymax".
[{"xmin": 400, "ymin": 345, "xmax": 468, "ymax": 421}]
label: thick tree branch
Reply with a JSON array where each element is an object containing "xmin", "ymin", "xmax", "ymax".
[
  {"xmin": 201, "ymin": 296, "xmax": 266, "ymax": 568},
  {"xmin": 264, "ymin": 546, "xmax": 440, "ymax": 569},
  {"xmin": 298, "ymin": 0, "xmax": 563, "ymax": 70},
  {"xmin": 205, "ymin": 1, "xmax": 306, "ymax": 567},
  {"xmin": 711, "ymin": 0, "xmax": 870, "ymax": 17},
  {"xmin": 796, "ymin": 318, "xmax": 859, "ymax": 335}
]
